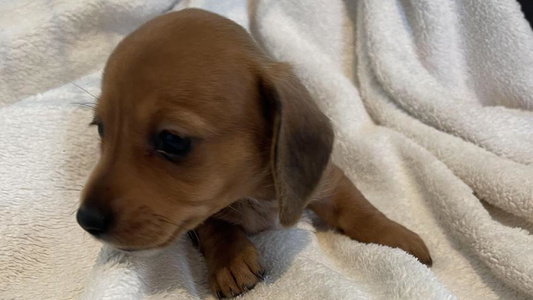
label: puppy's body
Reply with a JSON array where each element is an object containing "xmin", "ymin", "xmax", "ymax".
[
  {"xmin": 215, "ymin": 197, "xmax": 280, "ymax": 234},
  {"xmin": 77, "ymin": 9, "xmax": 431, "ymax": 298},
  {"xmin": 215, "ymin": 164, "xmax": 340, "ymax": 235}
]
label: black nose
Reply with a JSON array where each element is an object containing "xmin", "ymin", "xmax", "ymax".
[{"xmin": 76, "ymin": 207, "xmax": 113, "ymax": 236}]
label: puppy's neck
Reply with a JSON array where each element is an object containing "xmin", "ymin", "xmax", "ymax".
[{"xmin": 213, "ymin": 163, "xmax": 339, "ymax": 234}]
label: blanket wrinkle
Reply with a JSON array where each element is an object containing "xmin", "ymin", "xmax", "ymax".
[{"xmin": 1, "ymin": 0, "xmax": 532, "ymax": 299}]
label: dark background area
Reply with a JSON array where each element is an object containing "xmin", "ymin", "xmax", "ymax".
[{"xmin": 517, "ymin": 0, "xmax": 533, "ymax": 29}]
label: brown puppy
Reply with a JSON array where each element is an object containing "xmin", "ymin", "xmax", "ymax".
[{"xmin": 77, "ymin": 9, "xmax": 431, "ymax": 298}]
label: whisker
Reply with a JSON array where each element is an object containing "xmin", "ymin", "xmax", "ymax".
[
  {"xmin": 151, "ymin": 210, "xmax": 201, "ymax": 247},
  {"xmin": 72, "ymin": 102, "xmax": 96, "ymax": 112},
  {"xmin": 69, "ymin": 199, "xmax": 81, "ymax": 216},
  {"xmin": 70, "ymin": 81, "xmax": 98, "ymax": 99},
  {"xmin": 235, "ymin": 199, "xmax": 255, "ymax": 209},
  {"xmin": 159, "ymin": 219, "xmax": 187, "ymax": 231},
  {"xmin": 70, "ymin": 82, "xmax": 98, "ymax": 112},
  {"xmin": 113, "ymin": 235, "xmax": 126, "ymax": 245},
  {"xmin": 187, "ymin": 229, "xmax": 200, "ymax": 248},
  {"xmin": 73, "ymin": 102, "xmax": 95, "ymax": 108},
  {"xmin": 227, "ymin": 204, "xmax": 242, "ymax": 215},
  {"xmin": 152, "ymin": 213, "xmax": 187, "ymax": 231}
]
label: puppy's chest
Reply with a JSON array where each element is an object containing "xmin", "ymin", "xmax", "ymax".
[{"xmin": 215, "ymin": 198, "xmax": 281, "ymax": 234}]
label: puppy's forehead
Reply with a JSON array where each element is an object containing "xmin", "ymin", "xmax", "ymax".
[
  {"xmin": 102, "ymin": 9, "xmax": 259, "ymax": 100},
  {"xmin": 99, "ymin": 9, "xmax": 261, "ymax": 133}
]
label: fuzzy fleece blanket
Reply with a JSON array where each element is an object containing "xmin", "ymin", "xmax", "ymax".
[{"xmin": 1, "ymin": 0, "xmax": 532, "ymax": 299}]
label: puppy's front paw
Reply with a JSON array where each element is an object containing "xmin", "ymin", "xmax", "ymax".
[{"xmin": 208, "ymin": 245, "xmax": 264, "ymax": 299}]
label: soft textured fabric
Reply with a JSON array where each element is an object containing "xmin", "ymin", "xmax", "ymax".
[
  {"xmin": 1, "ymin": 0, "xmax": 532, "ymax": 299},
  {"xmin": 0, "ymin": 0, "xmax": 178, "ymax": 106}
]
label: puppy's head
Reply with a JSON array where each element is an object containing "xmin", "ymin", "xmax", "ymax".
[{"xmin": 77, "ymin": 9, "xmax": 333, "ymax": 251}]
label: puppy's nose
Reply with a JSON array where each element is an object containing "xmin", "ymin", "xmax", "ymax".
[{"xmin": 76, "ymin": 206, "xmax": 113, "ymax": 236}]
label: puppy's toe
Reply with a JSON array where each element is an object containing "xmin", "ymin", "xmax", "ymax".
[
  {"xmin": 209, "ymin": 248, "xmax": 264, "ymax": 298},
  {"xmin": 378, "ymin": 223, "xmax": 433, "ymax": 266},
  {"xmin": 405, "ymin": 235, "xmax": 432, "ymax": 266}
]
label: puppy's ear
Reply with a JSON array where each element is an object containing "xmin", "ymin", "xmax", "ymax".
[{"xmin": 260, "ymin": 63, "xmax": 334, "ymax": 227}]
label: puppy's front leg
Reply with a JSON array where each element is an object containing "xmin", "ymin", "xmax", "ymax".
[
  {"xmin": 194, "ymin": 218, "xmax": 264, "ymax": 298},
  {"xmin": 309, "ymin": 165, "xmax": 432, "ymax": 265}
]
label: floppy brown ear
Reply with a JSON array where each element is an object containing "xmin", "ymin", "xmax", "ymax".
[{"xmin": 260, "ymin": 63, "xmax": 334, "ymax": 227}]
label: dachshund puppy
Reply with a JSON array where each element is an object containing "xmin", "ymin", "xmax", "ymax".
[{"xmin": 76, "ymin": 9, "xmax": 431, "ymax": 298}]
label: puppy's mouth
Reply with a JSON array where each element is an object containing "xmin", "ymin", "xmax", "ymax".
[
  {"xmin": 115, "ymin": 229, "xmax": 183, "ymax": 253},
  {"xmin": 107, "ymin": 216, "xmax": 202, "ymax": 253},
  {"xmin": 111, "ymin": 226, "xmax": 185, "ymax": 253}
]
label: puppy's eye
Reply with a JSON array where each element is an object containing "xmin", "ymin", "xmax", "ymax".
[
  {"xmin": 90, "ymin": 120, "xmax": 104, "ymax": 138},
  {"xmin": 155, "ymin": 130, "xmax": 191, "ymax": 160},
  {"xmin": 96, "ymin": 123, "xmax": 104, "ymax": 138}
]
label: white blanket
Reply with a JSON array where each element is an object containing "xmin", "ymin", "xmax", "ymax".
[{"xmin": 1, "ymin": 0, "xmax": 532, "ymax": 299}]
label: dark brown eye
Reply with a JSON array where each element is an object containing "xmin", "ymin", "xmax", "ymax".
[
  {"xmin": 155, "ymin": 130, "xmax": 191, "ymax": 161},
  {"xmin": 90, "ymin": 119, "xmax": 104, "ymax": 138},
  {"xmin": 96, "ymin": 123, "xmax": 104, "ymax": 138}
]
